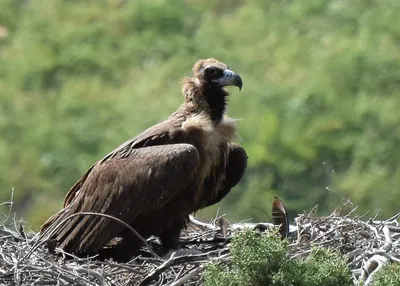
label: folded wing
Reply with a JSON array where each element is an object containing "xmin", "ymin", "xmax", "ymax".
[{"xmin": 40, "ymin": 143, "xmax": 200, "ymax": 256}]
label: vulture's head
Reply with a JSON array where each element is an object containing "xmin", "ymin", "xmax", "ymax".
[
  {"xmin": 192, "ymin": 58, "xmax": 243, "ymax": 91},
  {"xmin": 181, "ymin": 58, "xmax": 243, "ymax": 123}
]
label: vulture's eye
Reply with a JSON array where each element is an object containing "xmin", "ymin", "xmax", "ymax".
[{"xmin": 206, "ymin": 68, "xmax": 217, "ymax": 76}]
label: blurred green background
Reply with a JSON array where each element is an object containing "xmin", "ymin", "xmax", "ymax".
[{"xmin": 1, "ymin": 0, "xmax": 400, "ymax": 229}]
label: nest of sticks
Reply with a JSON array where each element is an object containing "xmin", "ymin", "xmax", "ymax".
[{"xmin": 1, "ymin": 200, "xmax": 400, "ymax": 286}]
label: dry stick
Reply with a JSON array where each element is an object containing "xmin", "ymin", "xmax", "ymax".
[
  {"xmin": 139, "ymin": 249, "xmax": 229, "ymax": 286},
  {"xmin": 24, "ymin": 250, "xmax": 95, "ymax": 285},
  {"xmin": 97, "ymin": 260, "xmax": 143, "ymax": 275},
  {"xmin": 169, "ymin": 265, "xmax": 203, "ymax": 286},
  {"xmin": 0, "ymin": 228, "xmax": 22, "ymax": 241},
  {"xmin": 294, "ymin": 211, "xmax": 400, "ymax": 282},
  {"xmin": 380, "ymin": 226, "xmax": 392, "ymax": 252},
  {"xmin": 381, "ymin": 252, "xmax": 400, "ymax": 263},
  {"xmin": 174, "ymin": 265, "xmax": 187, "ymax": 282},
  {"xmin": 370, "ymin": 210, "xmax": 382, "ymax": 222},
  {"xmin": 29, "ymin": 269, "xmax": 78, "ymax": 285},
  {"xmin": 56, "ymin": 247, "xmax": 99, "ymax": 262},
  {"xmin": 121, "ymin": 274, "xmax": 137, "ymax": 286},
  {"xmin": 229, "ymin": 222, "xmax": 277, "ymax": 231},
  {"xmin": 385, "ymin": 211, "xmax": 400, "ymax": 223},
  {"xmin": 0, "ymin": 189, "xmax": 15, "ymax": 247},
  {"xmin": 180, "ymin": 236, "xmax": 228, "ymax": 246},
  {"xmin": 359, "ymin": 254, "xmax": 389, "ymax": 286},
  {"xmin": 4, "ymin": 201, "xmax": 400, "ymax": 286},
  {"xmin": 188, "ymin": 216, "xmax": 218, "ymax": 231},
  {"xmin": 68, "ymin": 265, "xmax": 110, "ymax": 286},
  {"xmin": 19, "ymin": 212, "xmax": 159, "ymax": 264},
  {"xmin": 139, "ymin": 252, "xmax": 177, "ymax": 286}
]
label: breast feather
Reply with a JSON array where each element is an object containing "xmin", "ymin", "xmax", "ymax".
[{"xmin": 181, "ymin": 113, "xmax": 237, "ymax": 181}]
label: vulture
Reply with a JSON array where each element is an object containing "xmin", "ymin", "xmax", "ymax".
[{"xmin": 39, "ymin": 58, "xmax": 248, "ymax": 262}]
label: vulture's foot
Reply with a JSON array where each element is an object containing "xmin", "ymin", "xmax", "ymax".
[
  {"xmin": 158, "ymin": 222, "xmax": 185, "ymax": 256},
  {"xmin": 97, "ymin": 240, "xmax": 141, "ymax": 263}
]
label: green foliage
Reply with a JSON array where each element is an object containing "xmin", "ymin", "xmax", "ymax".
[
  {"xmin": 203, "ymin": 229, "xmax": 352, "ymax": 286},
  {"xmin": 1, "ymin": 0, "xmax": 400, "ymax": 227},
  {"xmin": 370, "ymin": 263, "xmax": 400, "ymax": 286},
  {"xmin": 299, "ymin": 247, "xmax": 353, "ymax": 286}
]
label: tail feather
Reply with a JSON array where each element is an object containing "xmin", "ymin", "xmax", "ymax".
[{"xmin": 39, "ymin": 204, "xmax": 123, "ymax": 256}]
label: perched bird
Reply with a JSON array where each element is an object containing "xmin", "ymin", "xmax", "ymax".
[{"xmin": 39, "ymin": 58, "xmax": 248, "ymax": 262}]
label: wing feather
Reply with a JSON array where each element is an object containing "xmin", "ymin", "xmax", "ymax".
[
  {"xmin": 41, "ymin": 143, "xmax": 200, "ymax": 255},
  {"xmin": 62, "ymin": 118, "xmax": 182, "ymax": 208}
]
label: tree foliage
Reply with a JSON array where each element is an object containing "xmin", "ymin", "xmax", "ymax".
[{"xmin": 1, "ymin": 0, "xmax": 400, "ymax": 228}]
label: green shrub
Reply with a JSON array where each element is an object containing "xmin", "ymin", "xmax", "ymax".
[
  {"xmin": 203, "ymin": 229, "xmax": 352, "ymax": 286},
  {"xmin": 371, "ymin": 263, "xmax": 400, "ymax": 286}
]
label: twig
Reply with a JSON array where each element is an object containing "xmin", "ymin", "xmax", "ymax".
[
  {"xmin": 22, "ymin": 211, "xmax": 159, "ymax": 263},
  {"xmin": 1, "ymin": 187, "xmax": 15, "ymax": 224},
  {"xmin": 169, "ymin": 265, "xmax": 203, "ymax": 286},
  {"xmin": 139, "ymin": 249, "xmax": 228, "ymax": 286},
  {"xmin": 2, "ymin": 197, "xmax": 400, "ymax": 286},
  {"xmin": 359, "ymin": 255, "xmax": 389, "ymax": 286}
]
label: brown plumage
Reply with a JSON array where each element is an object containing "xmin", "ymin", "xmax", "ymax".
[
  {"xmin": 272, "ymin": 196, "xmax": 289, "ymax": 238},
  {"xmin": 39, "ymin": 58, "xmax": 247, "ymax": 262}
]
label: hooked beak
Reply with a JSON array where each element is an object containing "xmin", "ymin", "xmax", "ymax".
[{"xmin": 214, "ymin": 69, "xmax": 243, "ymax": 91}]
